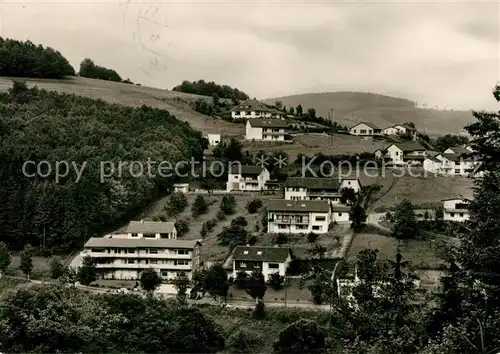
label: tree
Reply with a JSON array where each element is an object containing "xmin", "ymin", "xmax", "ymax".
[
  {"xmin": 307, "ymin": 232, "xmax": 319, "ymax": 243},
  {"xmin": 191, "ymin": 195, "xmax": 208, "ymax": 217},
  {"xmin": 267, "ymin": 272, "xmax": 285, "ymax": 290},
  {"xmin": 212, "ymin": 93, "xmax": 220, "ymax": 107},
  {"xmin": 435, "ymin": 134, "xmax": 469, "ymax": 152},
  {"xmin": 245, "ymin": 270, "xmax": 267, "ymax": 304},
  {"xmin": 296, "ymin": 104, "xmax": 303, "ymax": 116},
  {"xmin": 234, "ymin": 271, "xmax": 249, "ymax": 289},
  {"xmin": 273, "ymin": 319, "xmax": 327, "ymax": 354},
  {"xmin": 231, "ymin": 216, "xmax": 248, "ymax": 228},
  {"xmin": 77, "ymin": 256, "xmax": 97, "ymax": 285},
  {"xmin": 341, "ymin": 184, "xmax": 382, "ymax": 230},
  {"xmin": 217, "ymin": 225, "xmax": 248, "ymax": 248},
  {"xmin": 166, "ymin": 192, "xmax": 188, "ymax": 216},
  {"xmin": 200, "ymin": 223, "xmax": 208, "ymax": 238},
  {"xmin": 172, "ymin": 272, "xmax": 190, "ymax": 304},
  {"xmin": 307, "ymin": 108, "xmax": 316, "ymax": 120},
  {"xmin": 275, "ymin": 100, "xmax": 283, "ymax": 109},
  {"xmin": 226, "ymin": 329, "xmax": 262, "ymax": 353},
  {"xmin": 175, "ymin": 219, "xmax": 189, "ymax": 237},
  {"xmin": 19, "ymin": 244, "xmax": 34, "ymax": 279},
  {"xmin": 220, "ymin": 194, "xmax": 236, "ymax": 215},
  {"xmin": 0, "ymin": 241, "xmax": 11, "ymax": 275},
  {"xmin": 246, "ymin": 199, "xmax": 263, "ymax": 214},
  {"xmin": 203, "ymin": 264, "xmax": 230, "ymax": 302},
  {"xmin": 392, "ymin": 199, "xmax": 420, "ymax": 239},
  {"xmin": 49, "ymin": 256, "xmax": 66, "ymax": 279},
  {"xmin": 140, "ymin": 268, "xmax": 162, "ymax": 292}
]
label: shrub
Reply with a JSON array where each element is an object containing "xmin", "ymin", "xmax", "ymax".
[
  {"xmin": 165, "ymin": 192, "xmax": 188, "ymax": 217},
  {"xmin": 226, "ymin": 329, "xmax": 262, "ymax": 353},
  {"xmin": 191, "ymin": 195, "xmax": 208, "ymax": 217},
  {"xmin": 248, "ymin": 235, "xmax": 258, "ymax": 246},
  {"xmin": 307, "ymin": 232, "xmax": 319, "ymax": 243},
  {"xmin": 273, "ymin": 319, "xmax": 327, "ymax": 354},
  {"xmin": 231, "ymin": 216, "xmax": 248, "ymax": 228},
  {"xmin": 220, "ymin": 194, "xmax": 236, "ymax": 215},
  {"xmin": 216, "ymin": 209, "xmax": 226, "ymax": 221},
  {"xmin": 234, "ymin": 271, "xmax": 248, "ymax": 289},
  {"xmin": 274, "ymin": 233, "xmax": 289, "ymax": 245},
  {"xmin": 252, "ymin": 301, "xmax": 266, "ymax": 320},
  {"xmin": 206, "ymin": 219, "xmax": 217, "ymax": 231},
  {"xmin": 267, "ymin": 273, "xmax": 285, "ymax": 290},
  {"xmin": 175, "ymin": 220, "xmax": 189, "ymax": 237},
  {"xmin": 246, "ymin": 199, "xmax": 263, "ymax": 214}
]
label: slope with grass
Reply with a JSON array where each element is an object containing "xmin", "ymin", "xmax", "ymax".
[
  {"xmin": 0, "ymin": 76, "xmax": 244, "ymax": 137},
  {"xmin": 264, "ymin": 92, "xmax": 473, "ymax": 136}
]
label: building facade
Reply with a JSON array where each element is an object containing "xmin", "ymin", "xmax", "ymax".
[
  {"xmin": 442, "ymin": 198, "xmax": 470, "ymax": 222},
  {"xmin": 231, "ymin": 99, "xmax": 283, "ymax": 119},
  {"xmin": 266, "ymin": 199, "xmax": 332, "ymax": 234},
  {"xmin": 226, "ymin": 165, "xmax": 270, "ymax": 192},
  {"xmin": 349, "ymin": 122, "xmax": 381, "ymax": 136},
  {"xmin": 245, "ymin": 119, "xmax": 288, "ymax": 141},
  {"xmin": 284, "ymin": 177, "xmax": 361, "ymax": 203},
  {"xmin": 207, "ymin": 134, "xmax": 221, "ymax": 146},
  {"xmin": 231, "ymin": 246, "xmax": 292, "ymax": 279}
]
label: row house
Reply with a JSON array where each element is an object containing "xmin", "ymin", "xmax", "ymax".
[
  {"xmin": 81, "ymin": 221, "xmax": 202, "ymax": 280},
  {"xmin": 284, "ymin": 177, "xmax": 361, "ymax": 203},
  {"xmin": 230, "ymin": 245, "xmax": 292, "ymax": 279},
  {"xmin": 226, "ymin": 165, "xmax": 270, "ymax": 192},
  {"xmin": 245, "ymin": 119, "xmax": 288, "ymax": 141},
  {"xmin": 349, "ymin": 122, "xmax": 382, "ymax": 136},
  {"xmin": 231, "ymin": 99, "xmax": 283, "ymax": 119},
  {"xmin": 266, "ymin": 199, "xmax": 333, "ymax": 234},
  {"xmin": 442, "ymin": 198, "xmax": 470, "ymax": 222},
  {"xmin": 374, "ymin": 142, "xmax": 427, "ymax": 165}
]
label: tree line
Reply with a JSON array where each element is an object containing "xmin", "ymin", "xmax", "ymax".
[{"xmin": 172, "ymin": 79, "xmax": 249, "ymax": 100}]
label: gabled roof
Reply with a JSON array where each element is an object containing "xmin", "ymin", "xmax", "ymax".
[
  {"xmin": 229, "ymin": 165, "xmax": 265, "ymax": 175},
  {"xmin": 350, "ymin": 121, "xmax": 380, "ymax": 130},
  {"xmin": 285, "ymin": 177, "xmax": 341, "ymax": 190},
  {"xmin": 232, "ymin": 246, "xmax": 291, "ymax": 263},
  {"xmin": 266, "ymin": 199, "xmax": 330, "ymax": 213},
  {"xmin": 439, "ymin": 153, "xmax": 473, "ymax": 162},
  {"xmin": 248, "ymin": 119, "xmax": 288, "ymax": 128},
  {"xmin": 231, "ymin": 99, "xmax": 270, "ymax": 112},
  {"xmin": 84, "ymin": 237, "xmax": 200, "ymax": 249},
  {"xmin": 331, "ymin": 205, "xmax": 350, "ymax": 212},
  {"xmin": 444, "ymin": 146, "xmax": 472, "ymax": 155},
  {"xmin": 390, "ymin": 142, "xmax": 426, "ymax": 152},
  {"xmin": 126, "ymin": 221, "xmax": 176, "ymax": 234},
  {"xmin": 425, "ymin": 156, "xmax": 441, "ymax": 163}
]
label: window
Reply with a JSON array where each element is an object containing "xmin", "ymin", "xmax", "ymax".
[
  {"xmin": 353, "ymin": 130, "xmax": 357, "ymax": 133},
  {"xmin": 177, "ymin": 272, "xmax": 185, "ymax": 277},
  {"xmin": 127, "ymin": 249, "xmax": 135, "ymax": 253},
  {"xmin": 256, "ymin": 251, "xmax": 262, "ymax": 255},
  {"xmin": 278, "ymin": 224, "xmax": 288, "ymax": 229},
  {"xmin": 240, "ymin": 262, "xmax": 247, "ymax": 268},
  {"xmin": 91, "ymin": 248, "xmax": 105, "ymax": 253},
  {"xmin": 296, "ymin": 225, "xmax": 308, "ymax": 230},
  {"xmin": 175, "ymin": 260, "xmax": 189, "ymax": 266},
  {"xmin": 243, "ymin": 251, "xmax": 249, "ymax": 255},
  {"xmin": 450, "ymin": 213, "xmax": 455, "ymax": 217},
  {"xmin": 455, "ymin": 169, "xmax": 461, "ymax": 174},
  {"xmin": 149, "ymin": 249, "xmax": 158, "ymax": 254},
  {"xmin": 338, "ymin": 213, "xmax": 343, "ymax": 216},
  {"xmin": 348, "ymin": 181, "xmax": 351, "ymax": 185},
  {"xmin": 161, "ymin": 270, "xmax": 169, "ymax": 276},
  {"xmin": 143, "ymin": 233, "xmax": 156, "ymax": 238},
  {"xmin": 460, "ymin": 213, "xmax": 464, "ymax": 217},
  {"xmin": 127, "ymin": 259, "xmax": 135, "ymax": 264},
  {"xmin": 315, "ymin": 216, "xmax": 326, "ymax": 221},
  {"xmin": 150, "ymin": 259, "xmax": 157, "ymax": 264},
  {"xmin": 360, "ymin": 129, "xmax": 367, "ymax": 134},
  {"xmin": 178, "ymin": 249, "xmax": 189, "ymax": 255},
  {"xmin": 268, "ymin": 263, "xmax": 279, "ymax": 269},
  {"xmin": 312, "ymin": 226, "xmax": 322, "ymax": 231},
  {"xmin": 131, "ymin": 233, "xmax": 138, "ymax": 237}
]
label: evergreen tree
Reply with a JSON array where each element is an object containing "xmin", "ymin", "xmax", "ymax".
[
  {"xmin": 392, "ymin": 199, "xmax": 420, "ymax": 239},
  {"xmin": 77, "ymin": 256, "xmax": 97, "ymax": 285},
  {"xmin": 19, "ymin": 244, "xmax": 34, "ymax": 279},
  {"xmin": 140, "ymin": 268, "xmax": 162, "ymax": 292},
  {"xmin": 0, "ymin": 241, "xmax": 11, "ymax": 275}
]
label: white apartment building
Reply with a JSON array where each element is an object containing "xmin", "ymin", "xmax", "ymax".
[
  {"xmin": 375, "ymin": 142, "xmax": 426, "ymax": 165},
  {"xmin": 245, "ymin": 119, "xmax": 288, "ymax": 141},
  {"xmin": 80, "ymin": 221, "xmax": 202, "ymax": 280},
  {"xmin": 226, "ymin": 165, "xmax": 270, "ymax": 192},
  {"xmin": 231, "ymin": 246, "xmax": 292, "ymax": 279},
  {"xmin": 442, "ymin": 198, "xmax": 470, "ymax": 222},
  {"xmin": 266, "ymin": 199, "xmax": 331, "ymax": 234},
  {"xmin": 349, "ymin": 122, "xmax": 381, "ymax": 136},
  {"xmin": 231, "ymin": 99, "xmax": 283, "ymax": 119},
  {"xmin": 284, "ymin": 177, "xmax": 361, "ymax": 203},
  {"xmin": 207, "ymin": 134, "xmax": 221, "ymax": 146}
]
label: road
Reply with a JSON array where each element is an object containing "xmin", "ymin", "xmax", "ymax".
[{"xmin": 366, "ymin": 212, "xmax": 391, "ymax": 232}]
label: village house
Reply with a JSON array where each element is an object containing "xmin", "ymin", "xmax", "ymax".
[
  {"xmin": 423, "ymin": 156, "xmax": 446, "ymax": 175},
  {"xmin": 226, "ymin": 165, "xmax": 270, "ymax": 192},
  {"xmin": 349, "ymin": 122, "xmax": 381, "ymax": 136},
  {"xmin": 382, "ymin": 124, "xmax": 418, "ymax": 140},
  {"xmin": 264, "ymin": 179, "xmax": 283, "ymax": 191},
  {"xmin": 442, "ymin": 198, "xmax": 470, "ymax": 222},
  {"xmin": 266, "ymin": 199, "xmax": 332, "ymax": 234},
  {"xmin": 245, "ymin": 119, "xmax": 288, "ymax": 141},
  {"xmin": 231, "ymin": 99, "xmax": 282, "ymax": 119},
  {"xmin": 375, "ymin": 142, "xmax": 426, "ymax": 165},
  {"xmin": 80, "ymin": 221, "xmax": 202, "ymax": 280},
  {"xmin": 443, "ymin": 145, "xmax": 473, "ymax": 155},
  {"xmin": 173, "ymin": 183, "xmax": 189, "ymax": 193},
  {"xmin": 435, "ymin": 153, "xmax": 476, "ymax": 176},
  {"xmin": 206, "ymin": 133, "xmax": 221, "ymax": 146},
  {"xmin": 413, "ymin": 207, "xmax": 436, "ymax": 221},
  {"xmin": 284, "ymin": 177, "xmax": 361, "ymax": 203},
  {"xmin": 230, "ymin": 245, "xmax": 292, "ymax": 279}
]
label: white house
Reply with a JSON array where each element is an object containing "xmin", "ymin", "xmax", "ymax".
[
  {"xmin": 126, "ymin": 220, "xmax": 177, "ymax": 240},
  {"xmin": 349, "ymin": 122, "xmax": 381, "ymax": 136},
  {"xmin": 245, "ymin": 119, "xmax": 288, "ymax": 141},
  {"xmin": 207, "ymin": 134, "xmax": 221, "ymax": 146},
  {"xmin": 266, "ymin": 199, "xmax": 331, "ymax": 234},
  {"xmin": 382, "ymin": 124, "xmax": 418, "ymax": 140},
  {"xmin": 80, "ymin": 228, "xmax": 202, "ymax": 280},
  {"xmin": 443, "ymin": 145, "xmax": 473, "ymax": 155},
  {"xmin": 231, "ymin": 246, "xmax": 292, "ymax": 279},
  {"xmin": 423, "ymin": 156, "xmax": 444, "ymax": 175},
  {"xmin": 331, "ymin": 205, "xmax": 351, "ymax": 223},
  {"xmin": 284, "ymin": 177, "xmax": 361, "ymax": 203},
  {"xmin": 231, "ymin": 99, "xmax": 282, "ymax": 119},
  {"xmin": 435, "ymin": 153, "xmax": 477, "ymax": 176},
  {"xmin": 375, "ymin": 142, "xmax": 426, "ymax": 165},
  {"xmin": 173, "ymin": 183, "xmax": 189, "ymax": 193},
  {"xmin": 226, "ymin": 165, "xmax": 270, "ymax": 192},
  {"xmin": 442, "ymin": 198, "xmax": 470, "ymax": 222}
]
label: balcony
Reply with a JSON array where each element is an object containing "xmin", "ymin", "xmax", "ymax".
[
  {"xmin": 95, "ymin": 263, "xmax": 192, "ymax": 270},
  {"xmin": 82, "ymin": 251, "xmax": 192, "ymax": 259},
  {"xmin": 306, "ymin": 191, "xmax": 340, "ymax": 197},
  {"xmin": 270, "ymin": 218, "xmax": 310, "ymax": 224}
]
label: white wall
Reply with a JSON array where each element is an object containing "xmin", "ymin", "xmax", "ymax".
[
  {"xmin": 284, "ymin": 187, "xmax": 307, "ymax": 200},
  {"xmin": 245, "ymin": 121, "xmax": 263, "ymax": 140},
  {"xmin": 387, "ymin": 145, "xmax": 404, "ymax": 164},
  {"xmin": 267, "ymin": 210, "xmax": 330, "ymax": 234},
  {"xmin": 443, "ymin": 199, "xmax": 470, "ymax": 222},
  {"xmin": 383, "ymin": 127, "xmax": 399, "ymax": 135},
  {"xmin": 350, "ymin": 123, "xmax": 375, "ymax": 136},
  {"xmin": 232, "ymin": 111, "xmax": 272, "ymax": 119},
  {"xmin": 226, "ymin": 169, "xmax": 270, "ymax": 191},
  {"xmin": 423, "ymin": 159, "xmax": 440, "ymax": 174},
  {"xmin": 207, "ymin": 134, "xmax": 221, "ymax": 146},
  {"xmin": 331, "ymin": 211, "xmax": 350, "ymax": 223},
  {"xmin": 340, "ymin": 179, "xmax": 361, "ymax": 192}
]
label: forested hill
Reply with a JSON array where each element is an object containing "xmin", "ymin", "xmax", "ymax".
[{"xmin": 0, "ymin": 81, "xmax": 208, "ymax": 253}]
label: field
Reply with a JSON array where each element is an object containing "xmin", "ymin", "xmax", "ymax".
[
  {"xmin": 263, "ymin": 91, "xmax": 474, "ymax": 136},
  {"xmin": 0, "ymin": 76, "xmax": 245, "ymax": 137},
  {"xmin": 6, "ymin": 256, "xmax": 51, "ymax": 280}
]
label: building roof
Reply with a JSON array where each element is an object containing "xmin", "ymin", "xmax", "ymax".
[
  {"xmin": 285, "ymin": 177, "xmax": 341, "ymax": 190},
  {"xmin": 207, "ymin": 133, "xmax": 221, "ymax": 138},
  {"xmin": 331, "ymin": 205, "xmax": 351, "ymax": 212},
  {"xmin": 232, "ymin": 246, "xmax": 291, "ymax": 262},
  {"xmin": 126, "ymin": 221, "xmax": 176, "ymax": 234},
  {"xmin": 248, "ymin": 119, "xmax": 288, "ymax": 128},
  {"xmin": 265, "ymin": 179, "xmax": 282, "ymax": 185},
  {"xmin": 440, "ymin": 153, "xmax": 473, "ymax": 162},
  {"xmin": 231, "ymin": 99, "xmax": 270, "ymax": 113},
  {"xmin": 350, "ymin": 121, "xmax": 380, "ymax": 130},
  {"xmin": 84, "ymin": 237, "xmax": 201, "ymax": 249},
  {"xmin": 445, "ymin": 146, "xmax": 473, "ymax": 156},
  {"xmin": 425, "ymin": 156, "xmax": 442, "ymax": 163},
  {"xmin": 397, "ymin": 123, "xmax": 417, "ymax": 131},
  {"xmin": 388, "ymin": 142, "xmax": 426, "ymax": 152},
  {"xmin": 229, "ymin": 164, "xmax": 265, "ymax": 175},
  {"xmin": 266, "ymin": 199, "xmax": 330, "ymax": 213}
]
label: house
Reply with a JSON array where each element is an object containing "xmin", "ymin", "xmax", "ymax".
[
  {"xmin": 231, "ymin": 245, "xmax": 292, "ymax": 279},
  {"xmin": 226, "ymin": 165, "xmax": 270, "ymax": 192},
  {"xmin": 443, "ymin": 145, "xmax": 473, "ymax": 155},
  {"xmin": 413, "ymin": 207, "xmax": 436, "ymax": 221},
  {"xmin": 442, "ymin": 198, "xmax": 470, "ymax": 222},
  {"xmin": 435, "ymin": 153, "xmax": 477, "ymax": 176},
  {"xmin": 80, "ymin": 235, "xmax": 202, "ymax": 281},
  {"xmin": 207, "ymin": 134, "xmax": 221, "ymax": 146},
  {"xmin": 331, "ymin": 204, "xmax": 351, "ymax": 223},
  {"xmin": 349, "ymin": 122, "xmax": 381, "ymax": 136},
  {"xmin": 375, "ymin": 142, "xmax": 426, "ymax": 165},
  {"xmin": 423, "ymin": 156, "xmax": 444, "ymax": 175},
  {"xmin": 264, "ymin": 180, "xmax": 283, "ymax": 191},
  {"xmin": 284, "ymin": 177, "xmax": 361, "ymax": 203},
  {"xmin": 266, "ymin": 199, "xmax": 331, "ymax": 234},
  {"xmin": 173, "ymin": 183, "xmax": 189, "ymax": 193},
  {"xmin": 231, "ymin": 99, "xmax": 281, "ymax": 119},
  {"xmin": 245, "ymin": 119, "xmax": 288, "ymax": 141},
  {"xmin": 126, "ymin": 220, "xmax": 178, "ymax": 240},
  {"xmin": 382, "ymin": 124, "xmax": 418, "ymax": 140}
]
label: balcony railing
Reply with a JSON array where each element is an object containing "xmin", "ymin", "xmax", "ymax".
[
  {"xmin": 82, "ymin": 251, "xmax": 192, "ymax": 259},
  {"xmin": 94, "ymin": 263, "xmax": 192, "ymax": 270}
]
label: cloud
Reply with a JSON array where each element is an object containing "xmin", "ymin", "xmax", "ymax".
[{"xmin": 2, "ymin": 0, "xmax": 499, "ymax": 109}]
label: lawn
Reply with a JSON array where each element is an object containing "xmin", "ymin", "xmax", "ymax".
[
  {"xmin": 228, "ymin": 277, "xmax": 313, "ymax": 303},
  {"xmin": 7, "ymin": 256, "xmax": 51, "ymax": 280}
]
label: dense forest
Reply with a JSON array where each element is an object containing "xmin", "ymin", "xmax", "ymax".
[
  {"xmin": 0, "ymin": 37, "xmax": 75, "ymax": 78},
  {"xmin": 78, "ymin": 58, "xmax": 122, "ymax": 83},
  {"xmin": 172, "ymin": 80, "xmax": 249, "ymax": 100},
  {"xmin": 0, "ymin": 81, "xmax": 208, "ymax": 253}
]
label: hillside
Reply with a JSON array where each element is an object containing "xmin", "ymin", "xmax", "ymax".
[
  {"xmin": 0, "ymin": 76, "xmax": 244, "ymax": 137},
  {"xmin": 263, "ymin": 92, "xmax": 474, "ymax": 136}
]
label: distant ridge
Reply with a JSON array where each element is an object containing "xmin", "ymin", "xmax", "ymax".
[{"xmin": 263, "ymin": 91, "xmax": 474, "ymax": 136}]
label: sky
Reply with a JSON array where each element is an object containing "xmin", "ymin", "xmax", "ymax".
[{"xmin": 1, "ymin": 0, "xmax": 499, "ymax": 110}]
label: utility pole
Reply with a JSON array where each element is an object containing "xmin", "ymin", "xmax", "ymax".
[{"xmin": 43, "ymin": 227, "xmax": 46, "ymax": 249}]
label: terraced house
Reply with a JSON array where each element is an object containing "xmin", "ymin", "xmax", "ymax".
[
  {"xmin": 284, "ymin": 177, "xmax": 361, "ymax": 203},
  {"xmin": 226, "ymin": 165, "xmax": 270, "ymax": 192},
  {"xmin": 230, "ymin": 246, "xmax": 292, "ymax": 279},
  {"xmin": 81, "ymin": 221, "xmax": 202, "ymax": 280},
  {"xmin": 266, "ymin": 199, "xmax": 333, "ymax": 234},
  {"xmin": 245, "ymin": 119, "xmax": 288, "ymax": 141}
]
